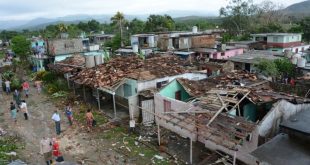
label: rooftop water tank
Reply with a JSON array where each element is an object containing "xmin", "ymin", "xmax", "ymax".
[{"xmin": 192, "ymin": 26, "xmax": 198, "ymax": 33}]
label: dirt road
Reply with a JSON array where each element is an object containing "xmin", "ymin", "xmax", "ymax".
[{"xmin": 0, "ymin": 85, "xmax": 127, "ymax": 165}]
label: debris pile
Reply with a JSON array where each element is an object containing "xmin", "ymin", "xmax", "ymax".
[
  {"xmin": 72, "ymin": 55, "xmax": 189, "ymax": 89},
  {"xmin": 48, "ymin": 54, "xmax": 85, "ymax": 73},
  {"xmin": 0, "ymin": 127, "xmax": 6, "ymax": 136},
  {"xmin": 73, "ymin": 56, "xmax": 144, "ymax": 88}
]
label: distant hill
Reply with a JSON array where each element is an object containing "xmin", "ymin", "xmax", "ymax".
[
  {"xmin": 283, "ymin": 0, "xmax": 310, "ymax": 16},
  {"xmin": 0, "ymin": 10, "xmax": 215, "ymax": 31},
  {"xmin": 174, "ymin": 16, "xmax": 222, "ymax": 24}
]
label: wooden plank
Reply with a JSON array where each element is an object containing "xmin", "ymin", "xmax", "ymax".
[{"xmin": 207, "ymin": 105, "xmax": 227, "ymax": 126}]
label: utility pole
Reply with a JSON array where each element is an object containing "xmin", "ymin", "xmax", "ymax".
[{"xmin": 120, "ymin": 18, "xmax": 124, "ymax": 47}]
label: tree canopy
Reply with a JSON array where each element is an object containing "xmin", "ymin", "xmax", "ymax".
[
  {"xmin": 145, "ymin": 15, "xmax": 175, "ymax": 32},
  {"xmin": 11, "ymin": 35, "xmax": 31, "ymax": 61}
]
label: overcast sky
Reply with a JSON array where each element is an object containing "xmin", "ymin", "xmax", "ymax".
[{"xmin": 0, "ymin": 0, "xmax": 305, "ymax": 21}]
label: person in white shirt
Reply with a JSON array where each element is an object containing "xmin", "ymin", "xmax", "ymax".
[
  {"xmin": 52, "ymin": 110, "xmax": 61, "ymax": 135},
  {"xmin": 20, "ymin": 100, "xmax": 28, "ymax": 120},
  {"xmin": 5, "ymin": 80, "xmax": 10, "ymax": 94},
  {"xmin": 40, "ymin": 136, "xmax": 53, "ymax": 165}
]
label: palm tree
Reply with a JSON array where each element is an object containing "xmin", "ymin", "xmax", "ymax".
[{"xmin": 111, "ymin": 11, "xmax": 125, "ymax": 47}]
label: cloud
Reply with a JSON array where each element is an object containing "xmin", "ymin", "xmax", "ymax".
[{"xmin": 0, "ymin": 0, "xmax": 305, "ymax": 21}]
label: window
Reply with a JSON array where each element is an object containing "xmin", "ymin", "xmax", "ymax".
[
  {"xmin": 163, "ymin": 100, "xmax": 171, "ymax": 112},
  {"xmin": 175, "ymin": 91, "xmax": 181, "ymax": 100},
  {"xmin": 273, "ymin": 36, "xmax": 278, "ymax": 42},
  {"xmin": 221, "ymin": 52, "xmax": 225, "ymax": 56},
  {"xmin": 156, "ymin": 80, "xmax": 169, "ymax": 88}
]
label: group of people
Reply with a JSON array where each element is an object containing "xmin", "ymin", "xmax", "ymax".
[
  {"xmin": 4, "ymin": 79, "xmax": 41, "ymax": 96},
  {"xmin": 51, "ymin": 105, "xmax": 95, "ymax": 135},
  {"xmin": 4, "ymin": 79, "xmax": 97, "ymax": 164},
  {"xmin": 40, "ymin": 136, "xmax": 63, "ymax": 165},
  {"xmin": 9, "ymin": 81, "xmax": 30, "ymax": 124}
]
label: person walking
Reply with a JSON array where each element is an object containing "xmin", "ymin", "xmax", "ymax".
[
  {"xmin": 9, "ymin": 102, "xmax": 17, "ymax": 123},
  {"xmin": 85, "ymin": 109, "xmax": 94, "ymax": 132},
  {"xmin": 20, "ymin": 100, "xmax": 29, "ymax": 120},
  {"xmin": 40, "ymin": 136, "xmax": 53, "ymax": 165},
  {"xmin": 52, "ymin": 111, "xmax": 61, "ymax": 135},
  {"xmin": 13, "ymin": 89, "xmax": 21, "ymax": 108},
  {"xmin": 64, "ymin": 104, "xmax": 73, "ymax": 126},
  {"xmin": 35, "ymin": 80, "xmax": 42, "ymax": 94},
  {"xmin": 22, "ymin": 81, "xmax": 30, "ymax": 98},
  {"xmin": 5, "ymin": 80, "xmax": 11, "ymax": 95}
]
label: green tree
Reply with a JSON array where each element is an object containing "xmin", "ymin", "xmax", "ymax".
[
  {"xmin": 256, "ymin": 23, "xmax": 284, "ymax": 33},
  {"xmin": 104, "ymin": 33, "xmax": 122, "ymax": 51},
  {"xmin": 11, "ymin": 35, "xmax": 31, "ymax": 62},
  {"xmin": 129, "ymin": 18, "xmax": 145, "ymax": 34},
  {"xmin": 77, "ymin": 22, "xmax": 90, "ymax": 32},
  {"xmin": 111, "ymin": 11, "xmax": 126, "ymax": 47},
  {"xmin": 255, "ymin": 59, "xmax": 278, "ymax": 78},
  {"xmin": 145, "ymin": 15, "xmax": 175, "ymax": 32},
  {"xmin": 219, "ymin": 0, "xmax": 258, "ymax": 35},
  {"xmin": 67, "ymin": 24, "xmax": 82, "ymax": 38},
  {"xmin": 274, "ymin": 58, "xmax": 295, "ymax": 77},
  {"xmin": 299, "ymin": 17, "xmax": 310, "ymax": 42},
  {"xmin": 88, "ymin": 19, "xmax": 101, "ymax": 32}
]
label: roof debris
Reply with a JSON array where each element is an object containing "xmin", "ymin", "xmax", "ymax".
[{"xmin": 72, "ymin": 55, "xmax": 190, "ymax": 89}]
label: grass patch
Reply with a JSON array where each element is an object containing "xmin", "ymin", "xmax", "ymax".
[
  {"xmin": 100, "ymin": 126, "xmax": 171, "ymax": 165},
  {"xmin": 73, "ymin": 103, "xmax": 108, "ymax": 126},
  {"xmin": 0, "ymin": 51, "xmax": 5, "ymax": 59},
  {"xmin": 0, "ymin": 136, "xmax": 23, "ymax": 163}
]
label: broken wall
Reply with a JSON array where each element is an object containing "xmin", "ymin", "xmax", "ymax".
[
  {"xmin": 154, "ymin": 93, "xmax": 197, "ymax": 140},
  {"xmin": 47, "ymin": 39, "xmax": 84, "ymax": 56},
  {"xmin": 258, "ymin": 100, "xmax": 310, "ymax": 138},
  {"xmin": 191, "ymin": 35, "xmax": 216, "ymax": 48}
]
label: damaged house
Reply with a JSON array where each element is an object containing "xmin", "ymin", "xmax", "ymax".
[
  {"xmin": 71, "ymin": 55, "xmax": 207, "ymax": 119},
  {"xmin": 152, "ymin": 71, "xmax": 310, "ymax": 164}
]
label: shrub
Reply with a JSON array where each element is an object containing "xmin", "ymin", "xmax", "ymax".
[{"xmin": 42, "ymin": 71, "xmax": 58, "ymax": 84}]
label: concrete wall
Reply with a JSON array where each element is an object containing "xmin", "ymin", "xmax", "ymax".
[
  {"xmin": 47, "ymin": 38, "xmax": 83, "ymax": 56},
  {"xmin": 179, "ymin": 37, "xmax": 191, "ymax": 49},
  {"xmin": 154, "ymin": 93, "xmax": 197, "ymax": 140},
  {"xmin": 191, "ymin": 35, "xmax": 216, "ymax": 48},
  {"xmin": 258, "ymin": 100, "xmax": 310, "ymax": 138},
  {"xmin": 267, "ymin": 36, "xmax": 285, "ymax": 43},
  {"xmin": 283, "ymin": 44, "xmax": 310, "ymax": 53},
  {"xmin": 115, "ymin": 79, "xmax": 138, "ymax": 98},
  {"xmin": 159, "ymin": 80, "xmax": 190, "ymax": 101},
  {"xmin": 137, "ymin": 73, "xmax": 207, "ymax": 92},
  {"xmin": 128, "ymin": 95, "xmax": 139, "ymax": 119},
  {"xmin": 211, "ymin": 48, "xmax": 244, "ymax": 60}
]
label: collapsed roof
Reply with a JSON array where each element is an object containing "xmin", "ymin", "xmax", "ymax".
[
  {"xmin": 72, "ymin": 55, "xmax": 190, "ymax": 89},
  {"xmin": 48, "ymin": 54, "xmax": 85, "ymax": 73}
]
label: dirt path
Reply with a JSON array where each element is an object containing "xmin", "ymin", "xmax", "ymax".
[{"xmin": 0, "ymin": 85, "xmax": 127, "ymax": 165}]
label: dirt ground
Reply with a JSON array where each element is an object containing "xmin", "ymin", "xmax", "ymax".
[{"xmin": 0, "ymin": 85, "xmax": 173, "ymax": 165}]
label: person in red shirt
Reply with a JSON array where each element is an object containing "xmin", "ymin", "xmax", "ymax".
[
  {"xmin": 290, "ymin": 78, "xmax": 295, "ymax": 87},
  {"xmin": 22, "ymin": 81, "xmax": 30, "ymax": 98}
]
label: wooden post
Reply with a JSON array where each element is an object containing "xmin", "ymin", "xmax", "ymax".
[
  {"xmin": 83, "ymin": 85, "xmax": 86, "ymax": 101},
  {"xmin": 113, "ymin": 94, "xmax": 116, "ymax": 118},
  {"xmin": 97, "ymin": 88, "xmax": 101, "ymax": 111},
  {"xmin": 233, "ymin": 151, "xmax": 237, "ymax": 165},
  {"xmin": 73, "ymin": 82, "xmax": 76, "ymax": 95},
  {"xmin": 190, "ymin": 137, "xmax": 193, "ymax": 164},
  {"xmin": 66, "ymin": 74, "xmax": 70, "ymax": 89},
  {"xmin": 157, "ymin": 123, "xmax": 161, "ymax": 146}
]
